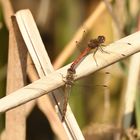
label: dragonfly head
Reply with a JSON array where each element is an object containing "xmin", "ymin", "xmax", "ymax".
[{"xmin": 97, "ymin": 36, "xmax": 105, "ymax": 43}]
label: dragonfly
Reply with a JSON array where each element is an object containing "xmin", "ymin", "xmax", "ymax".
[
  {"xmin": 62, "ymin": 35, "xmax": 107, "ymax": 121},
  {"xmin": 61, "ymin": 67, "xmax": 76, "ymax": 121},
  {"xmin": 61, "ymin": 36, "xmax": 132, "ymax": 121},
  {"xmin": 70, "ymin": 35, "xmax": 106, "ymax": 69}
]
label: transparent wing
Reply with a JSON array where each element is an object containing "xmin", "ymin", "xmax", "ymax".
[{"xmin": 62, "ymin": 84, "xmax": 72, "ymax": 121}]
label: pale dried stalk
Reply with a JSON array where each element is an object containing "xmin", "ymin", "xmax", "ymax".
[
  {"xmin": 27, "ymin": 55, "xmax": 39, "ymax": 81},
  {"xmin": 53, "ymin": 1, "xmax": 109, "ymax": 69},
  {"xmin": 102, "ymin": 67, "xmax": 111, "ymax": 122},
  {"xmin": 123, "ymin": 52, "xmax": 140, "ymax": 128},
  {"xmin": 0, "ymin": 31, "xmax": 140, "ymax": 113},
  {"xmin": 25, "ymin": 55, "xmax": 38, "ymax": 115},
  {"xmin": 122, "ymin": 8, "xmax": 140, "ymax": 129},
  {"xmin": 0, "ymin": 1, "xmax": 26, "ymax": 140},
  {"xmin": 5, "ymin": 20, "xmax": 26, "ymax": 140},
  {"xmin": 14, "ymin": 10, "xmax": 84, "ymax": 140}
]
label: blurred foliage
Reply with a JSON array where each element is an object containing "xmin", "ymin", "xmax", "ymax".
[
  {"xmin": 53, "ymin": 0, "xmax": 84, "ymax": 63},
  {"xmin": 0, "ymin": 5, "xmax": 8, "ymax": 97},
  {"xmin": 0, "ymin": 4, "xmax": 8, "ymax": 133}
]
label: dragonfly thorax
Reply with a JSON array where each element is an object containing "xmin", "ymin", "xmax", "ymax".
[{"xmin": 88, "ymin": 35, "xmax": 105, "ymax": 49}]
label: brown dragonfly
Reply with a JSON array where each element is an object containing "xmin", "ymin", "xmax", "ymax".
[{"xmin": 62, "ymin": 36, "xmax": 107, "ymax": 121}]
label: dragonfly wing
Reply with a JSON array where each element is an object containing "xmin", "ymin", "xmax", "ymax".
[{"xmin": 62, "ymin": 84, "xmax": 72, "ymax": 121}]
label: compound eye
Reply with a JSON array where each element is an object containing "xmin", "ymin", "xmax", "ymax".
[{"xmin": 98, "ymin": 36, "xmax": 105, "ymax": 43}]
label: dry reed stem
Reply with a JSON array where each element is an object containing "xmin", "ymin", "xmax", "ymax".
[
  {"xmin": 25, "ymin": 55, "xmax": 38, "ymax": 115},
  {"xmin": 122, "ymin": 15, "xmax": 140, "ymax": 128},
  {"xmin": 0, "ymin": 0, "xmax": 68, "ymax": 138},
  {"xmin": 123, "ymin": 52, "xmax": 140, "ymax": 128},
  {"xmin": 0, "ymin": 31, "xmax": 139, "ymax": 114},
  {"xmin": 0, "ymin": 1, "xmax": 67, "ymax": 139},
  {"xmin": 0, "ymin": 1, "xmax": 26, "ymax": 140},
  {"xmin": 26, "ymin": 9, "xmax": 63, "ymax": 126},
  {"xmin": 6, "ymin": 18, "xmax": 26, "ymax": 140},
  {"xmin": 14, "ymin": 10, "xmax": 83, "ymax": 140},
  {"xmin": 53, "ymin": 1, "xmax": 108, "ymax": 69},
  {"xmin": 37, "ymin": 95, "xmax": 70, "ymax": 139},
  {"xmin": 12, "ymin": 14, "xmax": 68, "ymax": 138}
]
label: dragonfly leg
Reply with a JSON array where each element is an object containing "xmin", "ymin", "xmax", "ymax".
[
  {"xmin": 59, "ymin": 73, "xmax": 67, "ymax": 83},
  {"xmin": 101, "ymin": 44, "xmax": 106, "ymax": 47},
  {"xmin": 99, "ymin": 46, "xmax": 110, "ymax": 54}
]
